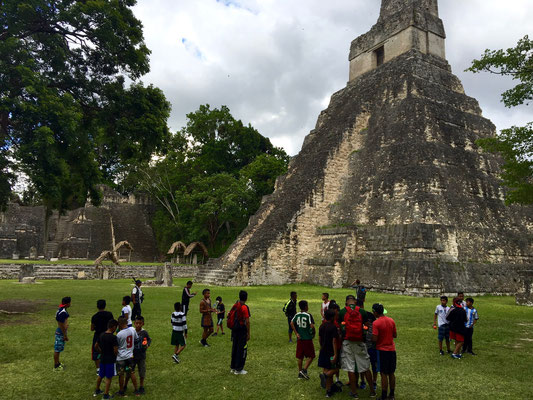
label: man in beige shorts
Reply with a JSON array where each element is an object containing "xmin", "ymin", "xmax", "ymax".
[{"xmin": 339, "ymin": 295, "xmax": 376, "ymax": 398}]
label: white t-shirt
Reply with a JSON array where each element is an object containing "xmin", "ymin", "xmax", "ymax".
[
  {"xmin": 117, "ymin": 327, "xmax": 137, "ymax": 361},
  {"xmin": 132, "ymin": 286, "xmax": 143, "ymax": 304},
  {"xmin": 122, "ymin": 305, "xmax": 132, "ymax": 326},
  {"xmin": 321, "ymin": 301, "xmax": 330, "ymax": 320},
  {"xmin": 435, "ymin": 305, "xmax": 450, "ymax": 327}
]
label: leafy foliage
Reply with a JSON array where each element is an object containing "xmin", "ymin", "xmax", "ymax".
[
  {"xmin": 468, "ymin": 35, "xmax": 533, "ymax": 204},
  {"xmin": 142, "ymin": 105, "xmax": 289, "ymax": 256},
  {"xmin": 0, "ymin": 0, "xmax": 171, "ymax": 214}
]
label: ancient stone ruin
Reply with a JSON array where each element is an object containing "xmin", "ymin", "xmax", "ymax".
[
  {"xmin": 0, "ymin": 186, "xmax": 159, "ymax": 262},
  {"xmin": 199, "ymin": 0, "xmax": 533, "ymax": 294}
]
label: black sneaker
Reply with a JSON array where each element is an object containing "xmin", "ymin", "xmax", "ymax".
[
  {"xmin": 93, "ymin": 389, "xmax": 103, "ymax": 396},
  {"xmin": 133, "ymin": 389, "xmax": 141, "ymax": 397},
  {"xmin": 139, "ymin": 387, "xmax": 145, "ymax": 395},
  {"xmin": 319, "ymin": 373, "xmax": 326, "ymax": 389},
  {"xmin": 325, "ymin": 390, "xmax": 334, "ymax": 398},
  {"xmin": 298, "ymin": 370, "xmax": 306, "ymax": 379},
  {"xmin": 348, "ymin": 391, "xmax": 359, "ymax": 398},
  {"xmin": 439, "ymin": 350, "xmax": 444, "ymax": 355}
]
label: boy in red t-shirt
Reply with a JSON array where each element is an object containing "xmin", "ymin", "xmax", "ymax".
[
  {"xmin": 230, "ymin": 290, "xmax": 251, "ymax": 375},
  {"xmin": 372, "ymin": 303, "xmax": 397, "ymax": 400}
]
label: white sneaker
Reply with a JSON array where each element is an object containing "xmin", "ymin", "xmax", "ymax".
[
  {"xmin": 230, "ymin": 369, "xmax": 236, "ymax": 373},
  {"xmin": 234, "ymin": 369, "xmax": 248, "ymax": 375}
]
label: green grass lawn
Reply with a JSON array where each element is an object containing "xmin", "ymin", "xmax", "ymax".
[{"xmin": 1, "ymin": 278, "xmax": 532, "ymax": 400}]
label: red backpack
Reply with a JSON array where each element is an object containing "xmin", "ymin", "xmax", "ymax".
[
  {"xmin": 344, "ymin": 306, "xmax": 364, "ymax": 341},
  {"xmin": 227, "ymin": 302, "xmax": 246, "ymax": 330}
]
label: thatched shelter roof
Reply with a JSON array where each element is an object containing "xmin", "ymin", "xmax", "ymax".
[
  {"xmin": 167, "ymin": 241, "xmax": 187, "ymax": 255},
  {"xmin": 184, "ymin": 241, "xmax": 209, "ymax": 257}
]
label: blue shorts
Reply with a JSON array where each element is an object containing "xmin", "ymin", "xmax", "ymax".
[
  {"xmin": 438, "ymin": 325, "xmax": 450, "ymax": 341},
  {"xmin": 54, "ymin": 328, "xmax": 65, "ymax": 353},
  {"xmin": 99, "ymin": 363, "xmax": 117, "ymax": 379}
]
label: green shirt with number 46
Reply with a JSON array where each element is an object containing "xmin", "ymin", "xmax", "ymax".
[{"xmin": 291, "ymin": 312, "xmax": 315, "ymax": 340}]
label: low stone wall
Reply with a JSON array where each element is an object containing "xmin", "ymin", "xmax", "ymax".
[{"xmin": 0, "ymin": 263, "xmax": 198, "ymax": 280}]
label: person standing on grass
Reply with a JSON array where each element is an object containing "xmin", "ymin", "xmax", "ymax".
[
  {"xmin": 131, "ymin": 280, "xmax": 143, "ymax": 321},
  {"xmin": 462, "ymin": 297, "xmax": 479, "ymax": 355},
  {"xmin": 339, "ymin": 294, "xmax": 376, "ymax": 398},
  {"xmin": 446, "ymin": 297, "xmax": 467, "ymax": 359},
  {"xmin": 433, "ymin": 295, "xmax": 451, "ymax": 355},
  {"xmin": 350, "ymin": 279, "xmax": 367, "ymax": 307},
  {"xmin": 171, "ymin": 302, "xmax": 187, "ymax": 363},
  {"xmin": 213, "ymin": 296, "xmax": 226, "ymax": 336},
  {"xmin": 359, "ymin": 311, "xmax": 378, "ymax": 392},
  {"xmin": 128, "ymin": 316, "xmax": 151, "ymax": 395},
  {"xmin": 199, "ymin": 288, "xmax": 216, "ymax": 347},
  {"xmin": 326, "ymin": 300, "xmax": 344, "ymax": 389},
  {"xmin": 230, "ymin": 290, "xmax": 251, "ymax": 375},
  {"xmin": 116, "ymin": 316, "xmax": 140, "ymax": 397},
  {"xmin": 318, "ymin": 309, "xmax": 340, "ymax": 398},
  {"xmin": 93, "ymin": 319, "xmax": 119, "ymax": 399},
  {"xmin": 53, "ymin": 296, "xmax": 71, "ymax": 371},
  {"xmin": 181, "ymin": 281, "xmax": 197, "ymax": 316},
  {"xmin": 321, "ymin": 293, "xmax": 330, "ymax": 321},
  {"xmin": 372, "ymin": 303, "xmax": 397, "ymax": 400},
  {"xmin": 121, "ymin": 296, "xmax": 133, "ymax": 328},
  {"xmin": 91, "ymin": 299, "xmax": 114, "ymax": 374},
  {"xmin": 283, "ymin": 291, "xmax": 298, "ymax": 342},
  {"xmin": 290, "ymin": 300, "xmax": 316, "ymax": 380}
]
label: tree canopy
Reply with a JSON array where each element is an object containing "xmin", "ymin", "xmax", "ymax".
[
  {"xmin": 0, "ymin": 0, "xmax": 171, "ymax": 214},
  {"xmin": 468, "ymin": 35, "xmax": 533, "ymax": 205},
  {"xmin": 140, "ymin": 105, "xmax": 289, "ymax": 256}
]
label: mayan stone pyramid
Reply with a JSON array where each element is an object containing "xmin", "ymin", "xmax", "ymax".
[{"xmin": 199, "ymin": 0, "xmax": 533, "ymax": 294}]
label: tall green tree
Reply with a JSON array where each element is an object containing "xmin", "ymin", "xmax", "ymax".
[
  {"xmin": 0, "ymin": 0, "xmax": 171, "ymax": 242},
  {"xmin": 468, "ymin": 35, "xmax": 533, "ymax": 204},
  {"xmin": 143, "ymin": 105, "xmax": 289, "ymax": 255}
]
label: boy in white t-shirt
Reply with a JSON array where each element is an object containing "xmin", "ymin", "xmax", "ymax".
[
  {"xmin": 321, "ymin": 293, "xmax": 330, "ymax": 321},
  {"xmin": 121, "ymin": 296, "xmax": 132, "ymax": 328},
  {"xmin": 116, "ymin": 316, "xmax": 139, "ymax": 396},
  {"xmin": 433, "ymin": 296, "xmax": 451, "ymax": 355}
]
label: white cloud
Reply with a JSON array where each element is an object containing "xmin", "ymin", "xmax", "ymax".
[{"xmin": 133, "ymin": 0, "xmax": 533, "ymax": 155}]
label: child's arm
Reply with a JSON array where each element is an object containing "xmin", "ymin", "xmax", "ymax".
[
  {"xmin": 433, "ymin": 312, "xmax": 438, "ymax": 327},
  {"xmin": 95, "ymin": 341, "xmax": 101, "ymax": 352},
  {"xmin": 58, "ymin": 319, "xmax": 69, "ymax": 341},
  {"xmin": 113, "ymin": 345, "xmax": 118, "ymax": 356},
  {"xmin": 332, "ymin": 337, "xmax": 338, "ymax": 363},
  {"xmin": 290, "ymin": 320, "xmax": 299, "ymax": 340}
]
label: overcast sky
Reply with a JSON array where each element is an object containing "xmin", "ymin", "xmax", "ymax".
[{"xmin": 132, "ymin": 0, "xmax": 533, "ymax": 156}]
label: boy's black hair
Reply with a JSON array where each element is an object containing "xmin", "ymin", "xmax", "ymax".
[
  {"xmin": 97, "ymin": 299, "xmax": 106, "ymax": 309},
  {"xmin": 202, "ymin": 288, "xmax": 210, "ymax": 295},
  {"xmin": 346, "ymin": 294, "xmax": 356, "ymax": 302},
  {"xmin": 322, "ymin": 292, "xmax": 329, "ymax": 299},
  {"xmin": 324, "ymin": 309, "xmax": 335, "ymax": 321},
  {"xmin": 457, "ymin": 291, "xmax": 464, "ymax": 295},
  {"xmin": 290, "ymin": 291, "xmax": 297, "ymax": 297},
  {"xmin": 123, "ymin": 295, "xmax": 131, "ymax": 305},
  {"xmin": 117, "ymin": 316, "xmax": 127, "ymax": 327},
  {"xmin": 107, "ymin": 319, "xmax": 118, "ymax": 330},
  {"xmin": 299, "ymin": 300, "xmax": 308, "ymax": 310},
  {"xmin": 466, "ymin": 297, "xmax": 474, "ymax": 304},
  {"xmin": 216, "ymin": 296, "xmax": 222, "ymax": 302},
  {"xmin": 239, "ymin": 290, "xmax": 248, "ymax": 302},
  {"xmin": 328, "ymin": 302, "xmax": 340, "ymax": 311},
  {"xmin": 186, "ymin": 281, "xmax": 193, "ymax": 286},
  {"xmin": 440, "ymin": 295, "xmax": 448, "ymax": 301},
  {"xmin": 174, "ymin": 302, "xmax": 182, "ymax": 312},
  {"xmin": 355, "ymin": 279, "xmax": 361, "ymax": 284},
  {"xmin": 61, "ymin": 296, "xmax": 71, "ymax": 305},
  {"xmin": 135, "ymin": 315, "xmax": 144, "ymax": 322}
]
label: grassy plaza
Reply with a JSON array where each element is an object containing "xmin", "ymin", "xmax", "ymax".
[{"xmin": 2, "ymin": 278, "xmax": 533, "ymax": 400}]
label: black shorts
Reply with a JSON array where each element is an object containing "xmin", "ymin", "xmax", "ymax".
[
  {"xmin": 116, "ymin": 359, "xmax": 136, "ymax": 376},
  {"xmin": 92, "ymin": 341, "xmax": 100, "ymax": 361},
  {"xmin": 317, "ymin": 350, "xmax": 339, "ymax": 370},
  {"xmin": 377, "ymin": 350, "xmax": 396, "ymax": 375}
]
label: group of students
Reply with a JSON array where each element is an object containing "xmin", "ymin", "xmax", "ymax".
[
  {"xmin": 286, "ymin": 291, "xmax": 397, "ymax": 400},
  {"xmin": 434, "ymin": 291, "xmax": 479, "ymax": 359},
  {"xmin": 52, "ymin": 282, "xmax": 252, "ymax": 398}
]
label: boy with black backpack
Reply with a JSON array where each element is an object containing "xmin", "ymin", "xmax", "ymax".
[
  {"xmin": 283, "ymin": 291, "xmax": 297, "ymax": 342},
  {"xmin": 339, "ymin": 295, "xmax": 376, "ymax": 398},
  {"xmin": 229, "ymin": 290, "xmax": 251, "ymax": 375}
]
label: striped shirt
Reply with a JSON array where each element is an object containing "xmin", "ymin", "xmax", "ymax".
[
  {"xmin": 171, "ymin": 311, "xmax": 187, "ymax": 332},
  {"xmin": 464, "ymin": 307, "xmax": 479, "ymax": 328}
]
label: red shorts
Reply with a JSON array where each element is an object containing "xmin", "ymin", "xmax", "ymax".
[
  {"xmin": 450, "ymin": 331, "xmax": 464, "ymax": 342},
  {"xmin": 296, "ymin": 339, "xmax": 315, "ymax": 359}
]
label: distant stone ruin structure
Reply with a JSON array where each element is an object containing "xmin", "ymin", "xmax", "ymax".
[
  {"xmin": 0, "ymin": 186, "xmax": 158, "ymax": 262},
  {"xmin": 167, "ymin": 241, "xmax": 187, "ymax": 264},
  {"xmin": 199, "ymin": 0, "xmax": 533, "ymax": 294}
]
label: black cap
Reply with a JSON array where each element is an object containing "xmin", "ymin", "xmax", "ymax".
[
  {"xmin": 346, "ymin": 294, "xmax": 356, "ymax": 301},
  {"xmin": 372, "ymin": 303, "xmax": 385, "ymax": 314},
  {"xmin": 136, "ymin": 280, "xmax": 142, "ymax": 285}
]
